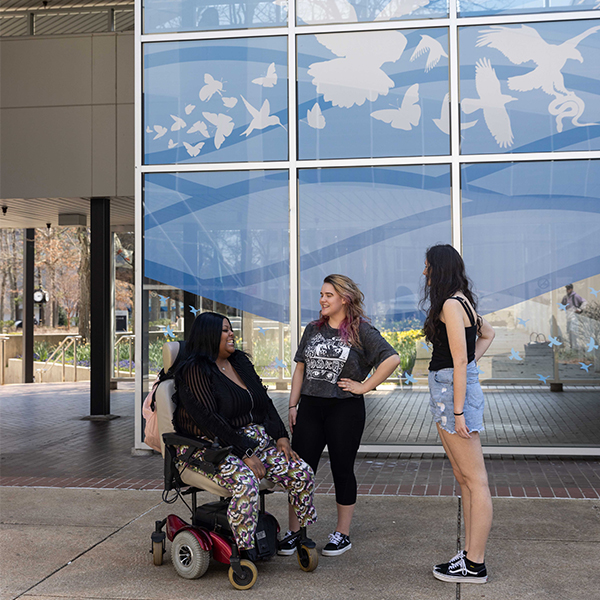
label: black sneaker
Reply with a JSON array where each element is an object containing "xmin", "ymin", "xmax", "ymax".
[
  {"xmin": 433, "ymin": 557, "xmax": 488, "ymax": 584},
  {"xmin": 322, "ymin": 531, "xmax": 352, "ymax": 556},
  {"xmin": 277, "ymin": 530, "xmax": 298, "ymax": 556},
  {"xmin": 434, "ymin": 549, "xmax": 466, "ymax": 572}
]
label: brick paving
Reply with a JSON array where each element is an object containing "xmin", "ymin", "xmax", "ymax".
[{"xmin": 1, "ymin": 381, "xmax": 599, "ymax": 498}]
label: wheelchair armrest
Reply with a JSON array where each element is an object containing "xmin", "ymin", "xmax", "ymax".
[{"xmin": 162, "ymin": 432, "xmax": 232, "ymax": 477}]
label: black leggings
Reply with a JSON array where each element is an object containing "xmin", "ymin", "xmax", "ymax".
[{"xmin": 291, "ymin": 394, "xmax": 366, "ymax": 506}]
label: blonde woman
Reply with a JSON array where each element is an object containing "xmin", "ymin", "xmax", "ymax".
[{"xmin": 279, "ymin": 274, "xmax": 400, "ymax": 556}]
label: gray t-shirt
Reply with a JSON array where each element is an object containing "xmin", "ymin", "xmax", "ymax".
[{"xmin": 294, "ymin": 320, "xmax": 397, "ymax": 399}]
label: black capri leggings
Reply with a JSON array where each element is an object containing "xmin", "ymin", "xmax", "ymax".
[{"xmin": 291, "ymin": 394, "xmax": 366, "ymax": 506}]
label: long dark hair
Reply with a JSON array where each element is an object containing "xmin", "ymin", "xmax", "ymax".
[
  {"xmin": 316, "ymin": 274, "xmax": 368, "ymax": 347},
  {"xmin": 177, "ymin": 311, "xmax": 230, "ymax": 376},
  {"xmin": 420, "ymin": 244, "xmax": 479, "ymax": 344}
]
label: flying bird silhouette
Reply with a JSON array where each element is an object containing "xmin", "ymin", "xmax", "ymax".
[
  {"xmin": 157, "ymin": 294, "xmax": 169, "ymax": 302},
  {"xmin": 536, "ymin": 374, "xmax": 549, "ymax": 384},
  {"xmin": 163, "ymin": 325, "xmax": 175, "ymax": 338},
  {"xmin": 509, "ymin": 348, "xmax": 523, "ymax": 360},
  {"xmin": 307, "ymin": 103, "xmax": 326, "ymax": 129},
  {"xmin": 170, "ymin": 115, "xmax": 186, "ymax": 131},
  {"xmin": 187, "ymin": 121, "xmax": 209, "ymax": 137},
  {"xmin": 152, "ymin": 125, "xmax": 167, "ymax": 140},
  {"xmin": 476, "ymin": 24, "xmax": 600, "ymax": 96},
  {"xmin": 517, "ymin": 318, "xmax": 530, "ymax": 326},
  {"xmin": 462, "ymin": 58, "xmax": 517, "ymax": 148},
  {"xmin": 403, "ymin": 372, "xmax": 417, "ymax": 385},
  {"xmin": 590, "ymin": 287, "xmax": 599, "ymax": 297},
  {"xmin": 183, "ymin": 141, "xmax": 204, "ymax": 157},
  {"xmin": 168, "ymin": 139, "xmax": 178, "ymax": 149},
  {"xmin": 185, "ymin": 104, "xmax": 196, "ymax": 115},
  {"xmin": 476, "ymin": 365, "xmax": 484, "ymax": 375},
  {"xmin": 308, "ymin": 30, "xmax": 407, "ymax": 108},
  {"xmin": 587, "ymin": 337, "xmax": 599, "ymax": 352},
  {"xmin": 433, "ymin": 93, "xmax": 478, "ymax": 135},
  {"xmin": 420, "ymin": 340, "xmax": 429, "ymax": 351},
  {"xmin": 548, "ymin": 336, "xmax": 562, "ymax": 348},
  {"xmin": 222, "ymin": 97, "xmax": 238, "ymax": 108},
  {"xmin": 410, "ymin": 35, "xmax": 448, "ymax": 72},
  {"xmin": 202, "ymin": 112, "xmax": 235, "ymax": 149},
  {"xmin": 258, "ymin": 327, "xmax": 266, "ymax": 336},
  {"xmin": 240, "ymin": 97, "xmax": 285, "ymax": 136},
  {"xmin": 189, "ymin": 306, "xmax": 200, "ymax": 317},
  {"xmin": 558, "ymin": 302, "xmax": 567, "ymax": 311},
  {"xmin": 371, "ymin": 83, "xmax": 421, "ymax": 130},
  {"xmin": 274, "ymin": 357, "xmax": 287, "ymax": 370},
  {"xmin": 579, "ymin": 362, "xmax": 591, "ymax": 372}
]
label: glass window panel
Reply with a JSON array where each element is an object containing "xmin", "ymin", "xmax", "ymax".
[
  {"xmin": 295, "ymin": 0, "xmax": 447, "ymax": 26},
  {"xmin": 143, "ymin": 170, "xmax": 292, "ymax": 385},
  {"xmin": 143, "ymin": 0, "xmax": 287, "ymax": 34},
  {"xmin": 462, "ymin": 160, "xmax": 600, "ymax": 384},
  {"xmin": 459, "ymin": 0, "xmax": 599, "ymax": 18},
  {"xmin": 459, "ymin": 20, "xmax": 600, "ymax": 155},
  {"xmin": 298, "ymin": 28, "xmax": 449, "ymax": 159},
  {"xmin": 143, "ymin": 38, "xmax": 288, "ymax": 165}
]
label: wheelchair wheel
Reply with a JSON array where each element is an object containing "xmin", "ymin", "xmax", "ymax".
[
  {"xmin": 171, "ymin": 530, "xmax": 210, "ymax": 579},
  {"xmin": 297, "ymin": 545, "xmax": 319, "ymax": 572},
  {"xmin": 228, "ymin": 559, "xmax": 258, "ymax": 590},
  {"xmin": 152, "ymin": 540, "xmax": 164, "ymax": 566}
]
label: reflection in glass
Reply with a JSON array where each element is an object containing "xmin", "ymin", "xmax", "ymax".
[
  {"xmin": 459, "ymin": 0, "xmax": 599, "ymax": 18},
  {"xmin": 143, "ymin": 170, "xmax": 292, "ymax": 383},
  {"xmin": 299, "ymin": 165, "xmax": 451, "ymax": 381},
  {"xmin": 459, "ymin": 20, "xmax": 600, "ymax": 154},
  {"xmin": 144, "ymin": 38, "xmax": 288, "ymax": 165},
  {"xmin": 298, "ymin": 28, "xmax": 449, "ymax": 159},
  {"xmin": 144, "ymin": 0, "xmax": 287, "ymax": 34},
  {"xmin": 462, "ymin": 160, "xmax": 600, "ymax": 382},
  {"xmin": 295, "ymin": 0, "xmax": 447, "ymax": 26}
]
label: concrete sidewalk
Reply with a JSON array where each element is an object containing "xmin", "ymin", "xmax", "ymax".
[{"xmin": 1, "ymin": 487, "xmax": 598, "ymax": 600}]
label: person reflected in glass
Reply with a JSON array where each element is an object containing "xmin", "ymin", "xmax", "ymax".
[
  {"xmin": 421, "ymin": 245, "xmax": 495, "ymax": 584},
  {"xmin": 281, "ymin": 274, "xmax": 400, "ymax": 557},
  {"xmin": 561, "ymin": 284, "xmax": 588, "ymax": 351},
  {"xmin": 173, "ymin": 311, "xmax": 317, "ymax": 554}
]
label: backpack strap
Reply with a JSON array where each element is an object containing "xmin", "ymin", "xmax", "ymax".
[{"xmin": 449, "ymin": 296, "xmax": 476, "ymax": 327}]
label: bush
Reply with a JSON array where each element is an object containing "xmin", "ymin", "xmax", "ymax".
[{"xmin": 380, "ymin": 328, "xmax": 425, "ymax": 377}]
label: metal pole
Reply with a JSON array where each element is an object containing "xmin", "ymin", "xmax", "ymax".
[{"xmin": 22, "ymin": 229, "xmax": 35, "ymax": 383}]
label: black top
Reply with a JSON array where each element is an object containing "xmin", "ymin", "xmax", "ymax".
[
  {"xmin": 294, "ymin": 320, "xmax": 397, "ymax": 399},
  {"xmin": 174, "ymin": 350, "xmax": 288, "ymax": 458},
  {"xmin": 429, "ymin": 296, "xmax": 477, "ymax": 372}
]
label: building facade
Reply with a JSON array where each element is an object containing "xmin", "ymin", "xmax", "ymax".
[{"xmin": 135, "ymin": 0, "xmax": 600, "ymax": 453}]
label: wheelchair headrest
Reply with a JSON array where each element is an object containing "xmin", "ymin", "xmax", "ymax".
[{"xmin": 162, "ymin": 340, "xmax": 186, "ymax": 373}]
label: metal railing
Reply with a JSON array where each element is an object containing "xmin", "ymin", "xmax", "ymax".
[
  {"xmin": 114, "ymin": 333, "xmax": 135, "ymax": 378},
  {"xmin": 36, "ymin": 335, "xmax": 82, "ymax": 383}
]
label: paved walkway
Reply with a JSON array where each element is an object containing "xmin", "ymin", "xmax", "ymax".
[{"xmin": 1, "ymin": 382, "xmax": 598, "ymax": 499}]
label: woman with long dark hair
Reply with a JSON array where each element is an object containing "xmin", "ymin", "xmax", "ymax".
[
  {"xmin": 421, "ymin": 245, "xmax": 495, "ymax": 584},
  {"xmin": 280, "ymin": 274, "xmax": 400, "ymax": 557},
  {"xmin": 173, "ymin": 311, "xmax": 317, "ymax": 554}
]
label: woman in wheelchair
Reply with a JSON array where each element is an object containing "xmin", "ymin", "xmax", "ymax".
[{"xmin": 173, "ymin": 311, "xmax": 318, "ymax": 554}]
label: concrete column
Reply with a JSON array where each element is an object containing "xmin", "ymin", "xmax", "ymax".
[
  {"xmin": 89, "ymin": 197, "xmax": 115, "ymax": 417},
  {"xmin": 22, "ymin": 229, "xmax": 35, "ymax": 383}
]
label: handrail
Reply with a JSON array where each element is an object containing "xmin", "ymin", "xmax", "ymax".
[
  {"xmin": 0, "ymin": 336, "xmax": 9, "ymax": 385},
  {"xmin": 114, "ymin": 333, "xmax": 135, "ymax": 378},
  {"xmin": 36, "ymin": 335, "xmax": 82, "ymax": 383}
]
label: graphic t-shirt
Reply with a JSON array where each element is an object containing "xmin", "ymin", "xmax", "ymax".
[{"xmin": 294, "ymin": 320, "xmax": 397, "ymax": 399}]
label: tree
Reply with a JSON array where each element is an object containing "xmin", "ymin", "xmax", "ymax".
[{"xmin": 77, "ymin": 227, "xmax": 90, "ymax": 342}]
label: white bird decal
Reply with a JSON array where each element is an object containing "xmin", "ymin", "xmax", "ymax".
[
  {"xmin": 252, "ymin": 62, "xmax": 278, "ymax": 88},
  {"xmin": 477, "ymin": 24, "xmax": 600, "ymax": 97},
  {"xmin": 222, "ymin": 97, "xmax": 238, "ymax": 108},
  {"xmin": 371, "ymin": 83, "xmax": 421, "ymax": 130},
  {"xmin": 145, "ymin": 126, "xmax": 153, "ymax": 133},
  {"xmin": 374, "ymin": 0, "xmax": 430, "ymax": 21},
  {"xmin": 185, "ymin": 104, "xmax": 196, "ymax": 115},
  {"xmin": 240, "ymin": 96, "xmax": 285, "ymax": 136},
  {"xmin": 410, "ymin": 35, "xmax": 448, "ymax": 72},
  {"xmin": 167, "ymin": 139, "xmax": 178, "ymax": 148},
  {"xmin": 306, "ymin": 103, "xmax": 326, "ymax": 129},
  {"xmin": 187, "ymin": 121, "xmax": 210, "ymax": 137},
  {"xmin": 183, "ymin": 141, "xmax": 205, "ymax": 157},
  {"xmin": 170, "ymin": 115, "xmax": 187, "ymax": 131},
  {"xmin": 308, "ymin": 30, "xmax": 407, "ymax": 108},
  {"xmin": 199, "ymin": 73, "xmax": 223, "ymax": 101},
  {"xmin": 153, "ymin": 125, "xmax": 167, "ymax": 139},
  {"xmin": 202, "ymin": 112, "xmax": 234, "ymax": 149},
  {"xmin": 462, "ymin": 58, "xmax": 517, "ymax": 148},
  {"xmin": 433, "ymin": 93, "xmax": 478, "ymax": 135}
]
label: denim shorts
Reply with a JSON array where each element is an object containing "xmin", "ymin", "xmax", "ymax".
[{"xmin": 428, "ymin": 361, "xmax": 485, "ymax": 435}]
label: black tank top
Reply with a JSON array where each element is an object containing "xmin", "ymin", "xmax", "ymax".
[{"xmin": 429, "ymin": 296, "xmax": 478, "ymax": 371}]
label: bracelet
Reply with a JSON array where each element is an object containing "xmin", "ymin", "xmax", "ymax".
[
  {"xmin": 454, "ymin": 411, "xmax": 464, "ymax": 416},
  {"xmin": 288, "ymin": 405, "xmax": 298, "ymax": 410}
]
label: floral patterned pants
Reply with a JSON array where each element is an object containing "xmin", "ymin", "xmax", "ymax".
[{"xmin": 177, "ymin": 424, "xmax": 317, "ymax": 550}]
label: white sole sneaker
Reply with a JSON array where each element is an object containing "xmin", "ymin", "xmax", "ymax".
[
  {"xmin": 277, "ymin": 547, "xmax": 296, "ymax": 556},
  {"xmin": 321, "ymin": 542, "xmax": 352, "ymax": 557},
  {"xmin": 433, "ymin": 569, "xmax": 488, "ymax": 584}
]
